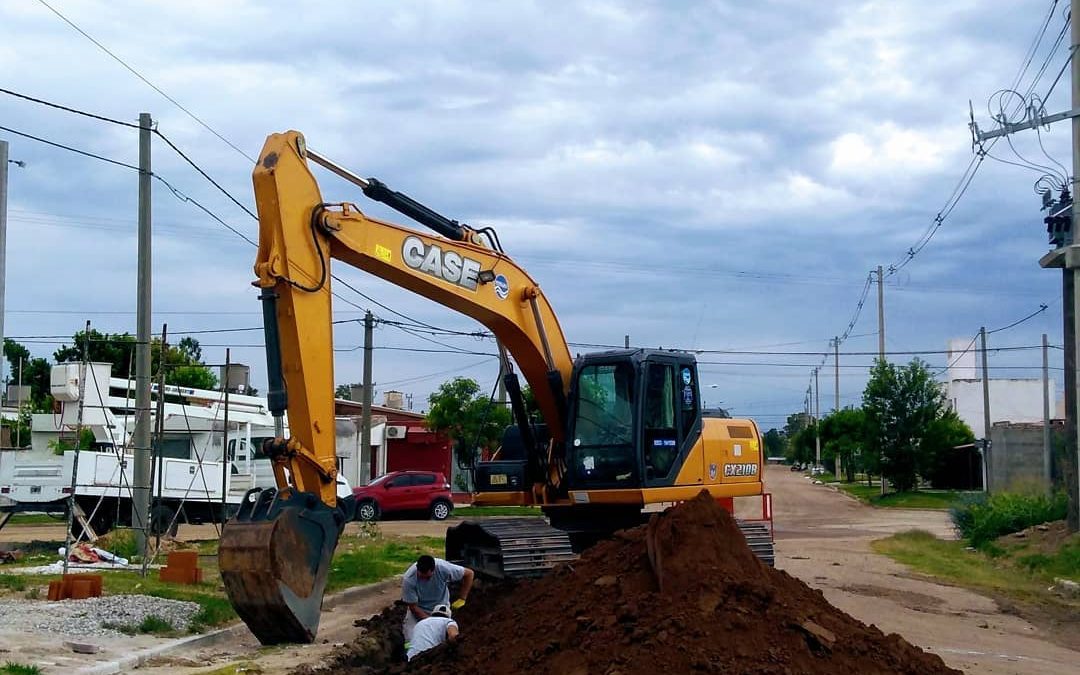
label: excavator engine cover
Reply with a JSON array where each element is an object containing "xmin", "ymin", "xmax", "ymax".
[{"xmin": 219, "ymin": 487, "xmax": 345, "ymax": 644}]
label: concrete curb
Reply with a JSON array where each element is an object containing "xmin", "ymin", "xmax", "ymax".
[{"xmin": 77, "ymin": 577, "xmax": 402, "ymax": 675}]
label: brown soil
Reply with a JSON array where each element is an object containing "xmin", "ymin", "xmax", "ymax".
[
  {"xmin": 304, "ymin": 492, "xmax": 960, "ymax": 674},
  {"xmin": 994, "ymin": 519, "xmax": 1076, "ymax": 555}
]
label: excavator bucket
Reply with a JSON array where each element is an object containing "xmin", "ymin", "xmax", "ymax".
[{"xmin": 219, "ymin": 487, "xmax": 346, "ymax": 644}]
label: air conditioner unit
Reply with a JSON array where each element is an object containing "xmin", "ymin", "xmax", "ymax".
[{"xmin": 385, "ymin": 425, "xmax": 407, "ymax": 440}]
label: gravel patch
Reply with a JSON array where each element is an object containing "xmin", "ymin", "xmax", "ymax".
[{"xmin": 0, "ymin": 594, "xmax": 201, "ymax": 637}]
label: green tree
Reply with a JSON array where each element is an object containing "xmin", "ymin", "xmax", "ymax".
[
  {"xmin": 54, "ymin": 330, "xmax": 137, "ymax": 378},
  {"xmin": 4, "ymin": 339, "xmax": 53, "ymax": 412},
  {"xmin": 862, "ymin": 358, "xmax": 945, "ymax": 492},
  {"xmin": 788, "ymin": 421, "xmax": 817, "ymax": 465},
  {"xmin": 762, "ymin": 428, "xmax": 785, "ymax": 458},
  {"xmin": 819, "ymin": 407, "xmax": 866, "ymax": 482},
  {"xmin": 920, "ymin": 410, "xmax": 976, "ymax": 488},
  {"xmin": 426, "ymin": 377, "xmax": 512, "ymax": 465},
  {"xmin": 155, "ymin": 339, "xmax": 217, "ymax": 389},
  {"xmin": 782, "ymin": 412, "xmax": 810, "ymax": 462},
  {"xmin": 54, "ymin": 330, "xmax": 216, "ymax": 390}
]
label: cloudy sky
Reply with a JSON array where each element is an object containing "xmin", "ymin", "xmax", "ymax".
[{"xmin": 0, "ymin": 0, "xmax": 1072, "ymax": 428}]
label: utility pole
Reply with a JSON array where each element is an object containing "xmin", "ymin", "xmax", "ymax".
[
  {"xmin": 1072, "ymin": 0, "xmax": 1080, "ymax": 531},
  {"xmin": 132, "ymin": 113, "xmax": 153, "ymax": 558},
  {"xmin": 979, "ymin": 0, "xmax": 1080, "ymax": 527},
  {"xmin": 876, "ymin": 265, "xmax": 885, "ymax": 361},
  {"xmin": 833, "ymin": 337, "xmax": 840, "ymax": 412},
  {"xmin": 834, "ymin": 337, "xmax": 841, "ymax": 477},
  {"xmin": 0, "ymin": 140, "xmax": 9, "ymax": 393},
  {"xmin": 1044, "ymin": 333, "xmax": 1052, "ymax": 493},
  {"xmin": 360, "ymin": 310, "xmax": 374, "ymax": 484},
  {"xmin": 15, "ymin": 356, "xmax": 22, "ymax": 448},
  {"xmin": 981, "ymin": 326, "xmax": 992, "ymax": 493},
  {"xmin": 877, "ymin": 266, "xmax": 887, "ymax": 494},
  {"xmin": 814, "ymin": 367, "xmax": 821, "ymax": 468},
  {"xmin": 222, "ymin": 348, "xmax": 230, "ymax": 516},
  {"xmin": 624, "ymin": 334, "xmax": 630, "ymax": 349}
]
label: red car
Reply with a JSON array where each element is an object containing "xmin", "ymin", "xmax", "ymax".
[{"xmin": 352, "ymin": 470, "xmax": 454, "ymax": 522}]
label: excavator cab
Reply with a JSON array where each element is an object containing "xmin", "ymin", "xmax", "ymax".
[{"xmin": 565, "ymin": 350, "xmax": 701, "ymax": 492}]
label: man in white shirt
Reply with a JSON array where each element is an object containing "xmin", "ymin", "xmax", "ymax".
[
  {"xmin": 401, "ymin": 554, "xmax": 473, "ymax": 645},
  {"xmin": 406, "ymin": 603, "xmax": 459, "ymax": 661}
]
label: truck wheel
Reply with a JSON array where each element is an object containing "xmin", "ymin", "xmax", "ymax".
[
  {"xmin": 430, "ymin": 499, "xmax": 452, "ymax": 521},
  {"xmin": 150, "ymin": 504, "xmax": 178, "ymax": 538},
  {"xmin": 356, "ymin": 500, "xmax": 380, "ymax": 522}
]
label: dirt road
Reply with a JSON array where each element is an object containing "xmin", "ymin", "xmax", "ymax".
[{"xmin": 764, "ymin": 468, "xmax": 1078, "ymax": 675}]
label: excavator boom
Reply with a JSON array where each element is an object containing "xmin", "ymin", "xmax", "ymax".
[{"xmin": 220, "ymin": 131, "xmax": 575, "ymax": 644}]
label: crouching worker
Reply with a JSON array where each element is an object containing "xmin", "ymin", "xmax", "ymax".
[
  {"xmin": 406, "ymin": 603, "xmax": 459, "ymax": 661},
  {"xmin": 401, "ymin": 554, "xmax": 473, "ymax": 648}
]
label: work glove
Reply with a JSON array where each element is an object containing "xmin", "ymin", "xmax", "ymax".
[{"xmin": 451, "ymin": 598, "xmax": 466, "ymax": 610}]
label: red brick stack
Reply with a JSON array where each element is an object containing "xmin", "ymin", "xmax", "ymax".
[
  {"xmin": 47, "ymin": 574, "xmax": 103, "ymax": 601},
  {"xmin": 158, "ymin": 550, "xmax": 202, "ymax": 584}
]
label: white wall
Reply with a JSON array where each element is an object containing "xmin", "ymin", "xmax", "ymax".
[{"xmin": 947, "ymin": 378, "xmax": 1055, "ymax": 435}]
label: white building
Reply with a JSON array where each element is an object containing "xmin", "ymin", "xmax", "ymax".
[{"xmin": 943, "ymin": 338, "xmax": 1055, "ymax": 434}]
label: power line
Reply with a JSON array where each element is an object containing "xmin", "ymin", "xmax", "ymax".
[
  {"xmin": 987, "ymin": 303, "xmax": 1049, "ymax": 334},
  {"xmin": 152, "ymin": 173, "xmax": 257, "ymax": 246},
  {"xmin": 152, "ymin": 129, "xmax": 258, "ymax": 220},
  {"xmin": 888, "ymin": 5, "xmax": 1070, "ymax": 276},
  {"xmin": 0, "ymin": 124, "xmax": 138, "ymax": 170},
  {"xmin": 35, "ymin": 0, "xmax": 256, "ymax": 163},
  {"xmin": 0, "ymin": 86, "xmax": 138, "ymax": 128}
]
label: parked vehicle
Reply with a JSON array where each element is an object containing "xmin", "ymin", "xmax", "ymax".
[{"xmin": 351, "ymin": 470, "xmax": 453, "ymax": 522}]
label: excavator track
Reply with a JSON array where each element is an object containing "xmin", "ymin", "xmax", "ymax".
[
  {"xmin": 446, "ymin": 518, "xmax": 577, "ymax": 578},
  {"xmin": 736, "ymin": 521, "xmax": 775, "ymax": 567},
  {"xmin": 447, "ymin": 516, "xmax": 775, "ymax": 579}
]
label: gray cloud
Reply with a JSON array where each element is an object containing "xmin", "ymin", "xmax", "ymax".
[{"xmin": 0, "ymin": 0, "xmax": 1069, "ymax": 425}]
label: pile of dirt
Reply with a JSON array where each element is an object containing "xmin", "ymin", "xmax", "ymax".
[
  {"xmin": 311, "ymin": 492, "xmax": 960, "ymax": 674},
  {"xmin": 995, "ymin": 519, "xmax": 1075, "ymax": 555},
  {"xmin": 295, "ymin": 604, "xmax": 407, "ymax": 675}
]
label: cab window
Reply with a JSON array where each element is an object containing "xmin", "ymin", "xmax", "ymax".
[
  {"xmin": 678, "ymin": 364, "xmax": 699, "ymax": 444},
  {"xmin": 572, "ymin": 362, "xmax": 637, "ymax": 485},
  {"xmin": 644, "ymin": 363, "xmax": 678, "ymax": 478}
]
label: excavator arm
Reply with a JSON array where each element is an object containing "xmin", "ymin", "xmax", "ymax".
[{"xmin": 220, "ymin": 130, "xmax": 574, "ymax": 644}]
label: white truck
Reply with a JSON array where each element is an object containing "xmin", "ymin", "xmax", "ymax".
[{"xmin": 0, "ymin": 363, "xmax": 356, "ymax": 536}]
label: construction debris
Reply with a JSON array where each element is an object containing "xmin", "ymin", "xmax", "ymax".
[{"xmin": 306, "ymin": 492, "xmax": 959, "ymax": 674}]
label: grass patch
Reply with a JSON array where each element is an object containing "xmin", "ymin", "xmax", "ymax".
[
  {"xmin": 327, "ymin": 535, "xmax": 443, "ymax": 593},
  {"xmin": 838, "ymin": 483, "xmax": 966, "ymax": 509},
  {"xmin": 951, "ymin": 491, "xmax": 1069, "ymax": 547},
  {"xmin": 102, "ymin": 614, "xmax": 176, "ymax": 636},
  {"xmin": 456, "ymin": 506, "xmax": 543, "ymax": 517},
  {"xmin": 96, "ymin": 529, "xmax": 140, "ymax": 562},
  {"xmin": 873, "ymin": 529, "xmax": 1080, "ymax": 603},
  {"xmin": 0, "ymin": 575, "xmax": 27, "ymax": 592},
  {"xmin": 1, "ymin": 663, "xmax": 42, "ymax": 675},
  {"xmin": 6, "ymin": 514, "xmax": 58, "ymax": 525}
]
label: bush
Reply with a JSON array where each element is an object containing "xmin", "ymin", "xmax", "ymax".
[
  {"xmin": 96, "ymin": 529, "xmax": 138, "ymax": 561},
  {"xmin": 950, "ymin": 491, "xmax": 1068, "ymax": 547}
]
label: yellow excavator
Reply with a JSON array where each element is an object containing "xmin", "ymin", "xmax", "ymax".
[{"xmin": 218, "ymin": 131, "xmax": 773, "ymax": 645}]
